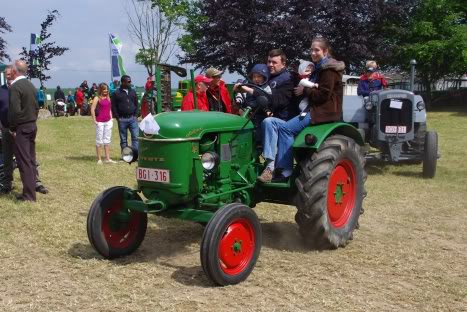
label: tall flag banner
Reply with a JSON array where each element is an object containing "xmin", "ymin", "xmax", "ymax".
[
  {"xmin": 109, "ymin": 33, "xmax": 126, "ymax": 80},
  {"xmin": 30, "ymin": 33, "xmax": 41, "ymax": 66}
]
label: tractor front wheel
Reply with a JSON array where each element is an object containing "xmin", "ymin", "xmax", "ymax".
[
  {"xmin": 422, "ymin": 131, "xmax": 438, "ymax": 178},
  {"xmin": 295, "ymin": 135, "xmax": 366, "ymax": 249},
  {"xmin": 200, "ymin": 203, "xmax": 262, "ymax": 286},
  {"xmin": 87, "ymin": 186, "xmax": 147, "ymax": 259}
]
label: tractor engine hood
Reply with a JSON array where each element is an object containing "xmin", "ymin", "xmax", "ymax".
[{"xmin": 148, "ymin": 111, "xmax": 253, "ymax": 140}]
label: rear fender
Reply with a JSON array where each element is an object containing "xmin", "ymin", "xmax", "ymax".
[{"xmin": 293, "ymin": 122, "xmax": 364, "ymax": 150}]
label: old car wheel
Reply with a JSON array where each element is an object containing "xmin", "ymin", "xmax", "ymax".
[
  {"xmin": 295, "ymin": 135, "xmax": 366, "ymax": 249},
  {"xmin": 87, "ymin": 186, "xmax": 147, "ymax": 259},
  {"xmin": 200, "ymin": 203, "xmax": 261, "ymax": 286},
  {"xmin": 422, "ymin": 131, "xmax": 438, "ymax": 178}
]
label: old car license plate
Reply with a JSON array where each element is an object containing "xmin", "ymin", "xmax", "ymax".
[
  {"xmin": 385, "ymin": 126, "xmax": 407, "ymax": 134},
  {"xmin": 136, "ymin": 167, "xmax": 170, "ymax": 183}
]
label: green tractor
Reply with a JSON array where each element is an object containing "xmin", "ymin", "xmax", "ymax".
[{"xmin": 87, "ymin": 69, "xmax": 367, "ymax": 286}]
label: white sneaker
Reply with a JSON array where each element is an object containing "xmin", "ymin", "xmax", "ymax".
[
  {"xmin": 97, "ymin": 160, "xmax": 103, "ymax": 165},
  {"xmin": 104, "ymin": 159, "xmax": 117, "ymax": 164}
]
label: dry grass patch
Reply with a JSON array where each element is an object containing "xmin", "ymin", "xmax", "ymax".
[{"xmin": 1, "ymin": 109, "xmax": 466, "ymax": 311}]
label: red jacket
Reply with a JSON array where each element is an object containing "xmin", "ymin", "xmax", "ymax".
[
  {"xmin": 206, "ymin": 80, "xmax": 233, "ymax": 113},
  {"xmin": 141, "ymin": 95, "xmax": 150, "ymax": 118},
  {"xmin": 75, "ymin": 90, "xmax": 85, "ymax": 106},
  {"xmin": 181, "ymin": 90, "xmax": 209, "ymax": 111}
]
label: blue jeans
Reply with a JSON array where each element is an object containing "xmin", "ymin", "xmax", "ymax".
[
  {"xmin": 118, "ymin": 116, "xmax": 139, "ymax": 151},
  {"xmin": 261, "ymin": 117, "xmax": 286, "ymax": 162},
  {"xmin": 276, "ymin": 112, "xmax": 311, "ymax": 171}
]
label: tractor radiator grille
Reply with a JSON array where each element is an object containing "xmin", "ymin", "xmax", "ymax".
[{"xmin": 379, "ymin": 99, "xmax": 413, "ymax": 134}]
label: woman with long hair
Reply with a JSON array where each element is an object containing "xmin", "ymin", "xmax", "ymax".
[
  {"xmin": 274, "ymin": 37, "xmax": 345, "ymax": 181},
  {"xmin": 91, "ymin": 83, "xmax": 116, "ymax": 164}
]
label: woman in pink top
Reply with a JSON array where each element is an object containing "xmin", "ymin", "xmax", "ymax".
[{"xmin": 91, "ymin": 83, "xmax": 116, "ymax": 164}]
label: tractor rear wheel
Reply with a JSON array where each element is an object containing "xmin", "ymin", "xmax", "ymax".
[
  {"xmin": 87, "ymin": 186, "xmax": 147, "ymax": 259},
  {"xmin": 200, "ymin": 203, "xmax": 261, "ymax": 286},
  {"xmin": 295, "ymin": 135, "xmax": 366, "ymax": 249},
  {"xmin": 422, "ymin": 131, "xmax": 438, "ymax": 178}
]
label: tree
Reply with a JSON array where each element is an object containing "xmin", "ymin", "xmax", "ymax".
[
  {"xmin": 126, "ymin": 0, "xmax": 190, "ymax": 76},
  {"xmin": 19, "ymin": 10, "xmax": 69, "ymax": 86},
  {"xmin": 179, "ymin": 0, "xmax": 314, "ymax": 76},
  {"xmin": 394, "ymin": 0, "xmax": 467, "ymax": 103},
  {"xmin": 178, "ymin": 0, "xmax": 417, "ymax": 76},
  {"xmin": 0, "ymin": 17, "xmax": 12, "ymax": 62}
]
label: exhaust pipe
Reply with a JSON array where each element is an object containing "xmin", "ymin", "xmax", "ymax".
[{"xmin": 410, "ymin": 59, "xmax": 417, "ymax": 92}]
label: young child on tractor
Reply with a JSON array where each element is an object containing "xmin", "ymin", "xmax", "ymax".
[
  {"xmin": 296, "ymin": 60, "xmax": 319, "ymax": 113},
  {"xmin": 233, "ymin": 64, "xmax": 273, "ymax": 145},
  {"xmin": 234, "ymin": 64, "xmax": 272, "ymax": 115},
  {"xmin": 357, "ymin": 60, "xmax": 388, "ymax": 97}
]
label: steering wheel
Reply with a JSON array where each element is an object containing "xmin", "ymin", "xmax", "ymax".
[{"xmin": 235, "ymin": 83, "xmax": 273, "ymax": 110}]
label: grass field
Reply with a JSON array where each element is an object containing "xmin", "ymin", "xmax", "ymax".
[{"xmin": 1, "ymin": 107, "xmax": 466, "ymax": 311}]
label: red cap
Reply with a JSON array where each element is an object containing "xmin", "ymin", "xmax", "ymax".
[{"xmin": 194, "ymin": 75, "xmax": 212, "ymax": 84}]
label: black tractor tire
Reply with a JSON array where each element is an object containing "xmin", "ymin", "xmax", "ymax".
[
  {"xmin": 200, "ymin": 203, "xmax": 262, "ymax": 286},
  {"xmin": 407, "ymin": 122, "xmax": 426, "ymax": 164},
  {"xmin": 295, "ymin": 135, "xmax": 366, "ymax": 250},
  {"xmin": 87, "ymin": 186, "xmax": 147, "ymax": 259},
  {"xmin": 422, "ymin": 131, "xmax": 438, "ymax": 178},
  {"xmin": 412, "ymin": 122, "xmax": 427, "ymax": 149}
]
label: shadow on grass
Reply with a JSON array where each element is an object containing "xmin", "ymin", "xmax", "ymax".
[
  {"xmin": 261, "ymin": 221, "xmax": 309, "ymax": 252},
  {"xmin": 430, "ymin": 105, "xmax": 467, "ymax": 116},
  {"xmin": 68, "ymin": 219, "xmax": 204, "ymax": 263},
  {"xmin": 392, "ymin": 171, "xmax": 423, "ymax": 178},
  {"xmin": 65, "ymin": 155, "xmax": 98, "ymax": 162},
  {"xmin": 365, "ymin": 159, "xmax": 422, "ymax": 177},
  {"xmin": 163, "ymin": 263, "xmax": 213, "ymax": 287}
]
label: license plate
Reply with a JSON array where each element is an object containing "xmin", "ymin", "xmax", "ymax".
[
  {"xmin": 385, "ymin": 126, "xmax": 407, "ymax": 134},
  {"xmin": 136, "ymin": 167, "xmax": 170, "ymax": 183}
]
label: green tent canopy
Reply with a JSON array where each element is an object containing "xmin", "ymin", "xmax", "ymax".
[{"xmin": 0, "ymin": 62, "xmax": 6, "ymax": 71}]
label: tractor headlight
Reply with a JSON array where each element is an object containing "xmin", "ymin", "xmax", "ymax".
[
  {"xmin": 416, "ymin": 101, "xmax": 425, "ymax": 111},
  {"xmin": 201, "ymin": 152, "xmax": 219, "ymax": 171},
  {"xmin": 122, "ymin": 146, "xmax": 138, "ymax": 163},
  {"xmin": 364, "ymin": 100, "xmax": 374, "ymax": 110}
]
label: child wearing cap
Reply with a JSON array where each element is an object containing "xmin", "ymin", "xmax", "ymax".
[
  {"xmin": 357, "ymin": 60, "xmax": 388, "ymax": 97},
  {"xmin": 181, "ymin": 75, "xmax": 212, "ymax": 111}
]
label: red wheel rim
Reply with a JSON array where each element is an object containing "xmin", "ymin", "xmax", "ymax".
[
  {"xmin": 327, "ymin": 159, "xmax": 356, "ymax": 228},
  {"xmin": 218, "ymin": 218, "xmax": 256, "ymax": 276},
  {"xmin": 102, "ymin": 198, "xmax": 142, "ymax": 249}
]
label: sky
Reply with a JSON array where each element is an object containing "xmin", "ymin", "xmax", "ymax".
[{"xmin": 1, "ymin": 0, "xmax": 241, "ymax": 88}]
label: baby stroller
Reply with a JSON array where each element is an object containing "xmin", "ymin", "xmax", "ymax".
[{"xmin": 53, "ymin": 99, "xmax": 69, "ymax": 117}]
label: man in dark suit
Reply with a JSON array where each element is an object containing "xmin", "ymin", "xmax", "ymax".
[
  {"xmin": 0, "ymin": 64, "xmax": 48, "ymax": 196},
  {"xmin": 8, "ymin": 60, "xmax": 40, "ymax": 201}
]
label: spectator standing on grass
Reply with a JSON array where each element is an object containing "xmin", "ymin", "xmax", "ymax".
[
  {"xmin": 0, "ymin": 65, "xmax": 49, "ymax": 196},
  {"xmin": 91, "ymin": 83, "xmax": 116, "ymax": 164},
  {"xmin": 54, "ymin": 85, "xmax": 65, "ymax": 102},
  {"xmin": 111, "ymin": 75, "xmax": 139, "ymax": 152},
  {"xmin": 88, "ymin": 83, "xmax": 98, "ymax": 100},
  {"xmin": 80, "ymin": 80, "xmax": 89, "ymax": 94},
  {"xmin": 66, "ymin": 90, "xmax": 74, "ymax": 104},
  {"xmin": 75, "ymin": 87, "xmax": 84, "ymax": 115},
  {"xmin": 8, "ymin": 60, "xmax": 48, "ymax": 201},
  {"xmin": 36, "ymin": 85, "xmax": 45, "ymax": 109}
]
